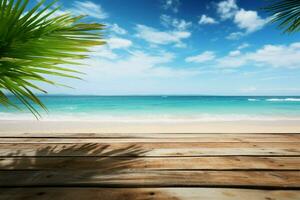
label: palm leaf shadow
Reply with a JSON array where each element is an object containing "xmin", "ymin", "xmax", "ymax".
[
  {"xmin": 3, "ymin": 143, "xmax": 149, "ymax": 174},
  {"xmin": 0, "ymin": 143, "xmax": 182, "ymax": 199}
]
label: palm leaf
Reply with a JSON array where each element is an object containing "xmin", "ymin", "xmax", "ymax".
[
  {"xmin": 0, "ymin": 0, "xmax": 105, "ymax": 118},
  {"xmin": 264, "ymin": 0, "xmax": 300, "ymax": 33}
]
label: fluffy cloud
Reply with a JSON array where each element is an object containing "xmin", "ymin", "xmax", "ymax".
[
  {"xmin": 217, "ymin": 0, "xmax": 238, "ymax": 20},
  {"xmin": 89, "ymin": 46, "xmax": 118, "ymax": 60},
  {"xmin": 160, "ymin": 15, "xmax": 192, "ymax": 30},
  {"xmin": 199, "ymin": 15, "xmax": 218, "ymax": 25},
  {"xmin": 229, "ymin": 50, "xmax": 241, "ymax": 56},
  {"xmin": 217, "ymin": 55, "xmax": 246, "ymax": 68},
  {"xmin": 83, "ymin": 50, "xmax": 198, "ymax": 78},
  {"xmin": 107, "ymin": 37, "xmax": 132, "ymax": 49},
  {"xmin": 216, "ymin": 0, "xmax": 268, "ymax": 39},
  {"xmin": 88, "ymin": 37, "xmax": 132, "ymax": 59},
  {"xmin": 182, "ymin": 42, "xmax": 300, "ymax": 69},
  {"xmin": 234, "ymin": 9, "xmax": 268, "ymax": 33},
  {"xmin": 87, "ymin": 37, "xmax": 132, "ymax": 59},
  {"xmin": 218, "ymin": 42, "xmax": 300, "ymax": 68},
  {"xmin": 226, "ymin": 31, "xmax": 245, "ymax": 40},
  {"xmin": 237, "ymin": 43, "xmax": 250, "ymax": 50},
  {"xmin": 71, "ymin": 1, "xmax": 108, "ymax": 19},
  {"xmin": 135, "ymin": 24, "xmax": 191, "ymax": 47},
  {"xmin": 247, "ymin": 43, "xmax": 300, "ymax": 68},
  {"xmin": 108, "ymin": 23, "xmax": 127, "ymax": 35},
  {"xmin": 39, "ymin": 1, "xmax": 109, "ymax": 20},
  {"xmin": 185, "ymin": 51, "xmax": 216, "ymax": 63},
  {"xmin": 162, "ymin": 0, "xmax": 180, "ymax": 13}
]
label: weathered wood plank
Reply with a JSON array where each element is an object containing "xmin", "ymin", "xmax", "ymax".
[
  {"xmin": 0, "ymin": 133, "xmax": 300, "ymax": 142},
  {"xmin": 0, "ymin": 156, "xmax": 300, "ymax": 170},
  {"xmin": 0, "ymin": 133, "xmax": 299, "ymax": 200},
  {"xmin": 0, "ymin": 170, "xmax": 299, "ymax": 187},
  {"xmin": 0, "ymin": 188, "xmax": 299, "ymax": 200},
  {"xmin": 2, "ymin": 136, "xmax": 300, "ymax": 143},
  {"xmin": 0, "ymin": 142, "xmax": 299, "ymax": 156}
]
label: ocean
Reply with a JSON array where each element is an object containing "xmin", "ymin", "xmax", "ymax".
[{"xmin": 1, "ymin": 96, "xmax": 300, "ymax": 121}]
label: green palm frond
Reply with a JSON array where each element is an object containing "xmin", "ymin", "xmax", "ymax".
[
  {"xmin": 264, "ymin": 0, "xmax": 300, "ymax": 33},
  {"xmin": 0, "ymin": 0, "xmax": 105, "ymax": 118}
]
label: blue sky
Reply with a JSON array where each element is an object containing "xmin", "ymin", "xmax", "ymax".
[{"xmin": 34, "ymin": 0, "xmax": 300, "ymax": 95}]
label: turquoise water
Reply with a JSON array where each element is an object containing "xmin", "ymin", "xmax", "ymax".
[{"xmin": 1, "ymin": 96, "xmax": 300, "ymax": 121}]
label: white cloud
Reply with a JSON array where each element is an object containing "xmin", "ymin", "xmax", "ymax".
[
  {"xmin": 229, "ymin": 50, "xmax": 241, "ymax": 56},
  {"xmin": 89, "ymin": 46, "xmax": 118, "ymax": 60},
  {"xmin": 217, "ymin": 56, "xmax": 246, "ymax": 68},
  {"xmin": 108, "ymin": 23, "xmax": 127, "ymax": 35},
  {"xmin": 217, "ymin": 0, "xmax": 238, "ymax": 20},
  {"xmin": 226, "ymin": 31, "xmax": 245, "ymax": 40},
  {"xmin": 71, "ymin": 1, "xmax": 108, "ymax": 19},
  {"xmin": 160, "ymin": 15, "xmax": 192, "ymax": 30},
  {"xmin": 227, "ymin": 43, "xmax": 249, "ymax": 57},
  {"xmin": 199, "ymin": 14, "xmax": 218, "ymax": 25},
  {"xmin": 135, "ymin": 24, "xmax": 191, "ymax": 47},
  {"xmin": 216, "ymin": 0, "xmax": 268, "ymax": 39},
  {"xmin": 107, "ymin": 37, "xmax": 132, "ymax": 49},
  {"xmin": 218, "ymin": 42, "xmax": 300, "ymax": 68},
  {"xmin": 237, "ymin": 43, "xmax": 250, "ymax": 50},
  {"xmin": 247, "ymin": 43, "xmax": 300, "ymax": 68},
  {"xmin": 83, "ymin": 50, "xmax": 198, "ymax": 78},
  {"xmin": 185, "ymin": 51, "xmax": 216, "ymax": 63},
  {"xmin": 234, "ymin": 9, "xmax": 268, "ymax": 33},
  {"xmin": 87, "ymin": 37, "xmax": 132, "ymax": 59},
  {"xmin": 162, "ymin": 0, "xmax": 180, "ymax": 13},
  {"xmin": 37, "ymin": 1, "xmax": 109, "ymax": 20}
]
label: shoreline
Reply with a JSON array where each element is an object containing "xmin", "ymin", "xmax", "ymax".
[{"xmin": 1, "ymin": 120, "xmax": 300, "ymax": 133}]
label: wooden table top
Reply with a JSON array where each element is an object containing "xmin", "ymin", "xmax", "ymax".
[{"xmin": 0, "ymin": 132, "xmax": 299, "ymax": 200}]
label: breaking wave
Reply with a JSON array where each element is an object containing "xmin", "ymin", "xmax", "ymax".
[
  {"xmin": 266, "ymin": 98, "xmax": 300, "ymax": 102},
  {"xmin": 248, "ymin": 98, "xmax": 260, "ymax": 102}
]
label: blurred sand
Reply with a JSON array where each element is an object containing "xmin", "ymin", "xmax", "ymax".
[{"xmin": 0, "ymin": 120, "xmax": 300, "ymax": 134}]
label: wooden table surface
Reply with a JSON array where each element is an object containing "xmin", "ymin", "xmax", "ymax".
[{"xmin": 0, "ymin": 132, "xmax": 299, "ymax": 199}]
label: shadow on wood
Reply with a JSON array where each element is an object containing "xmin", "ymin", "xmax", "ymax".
[
  {"xmin": 0, "ymin": 143, "xmax": 184, "ymax": 199},
  {"xmin": 1, "ymin": 143, "xmax": 149, "ymax": 173}
]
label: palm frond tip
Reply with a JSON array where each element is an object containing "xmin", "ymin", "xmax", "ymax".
[
  {"xmin": 264, "ymin": 0, "xmax": 300, "ymax": 33},
  {"xmin": 0, "ymin": 0, "xmax": 105, "ymax": 118}
]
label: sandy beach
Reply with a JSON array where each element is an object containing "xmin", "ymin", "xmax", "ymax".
[{"xmin": 1, "ymin": 120, "xmax": 300, "ymax": 134}]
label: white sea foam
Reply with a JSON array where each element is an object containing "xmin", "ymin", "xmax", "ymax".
[
  {"xmin": 248, "ymin": 98, "xmax": 260, "ymax": 102},
  {"xmin": 266, "ymin": 98, "xmax": 300, "ymax": 102}
]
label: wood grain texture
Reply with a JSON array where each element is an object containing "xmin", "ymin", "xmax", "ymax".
[
  {"xmin": 0, "ymin": 188, "xmax": 299, "ymax": 200},
  {"xmin": 0, "ymin": 132, "xmax": 299, "ymax": 199},
  {"xmin": 1, "ymin": 133, "xmax": 300, "ymax": 142},
  {"xmin": 0, "ymin": 156, "xmax": 300, "ymax": 170},
  {"xmin": 0, "ymin": 142, "xmax": 299, "ymax": 156},
  {"xmin": 0, "ymin": 170, "xmax": 299, "ymax": 187}
]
